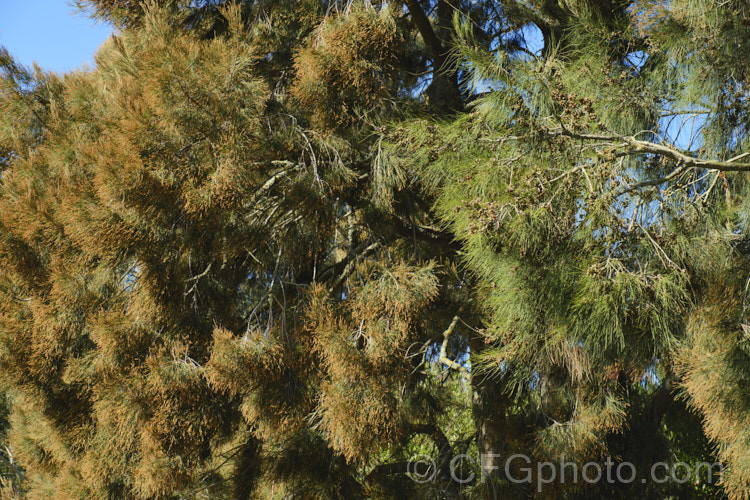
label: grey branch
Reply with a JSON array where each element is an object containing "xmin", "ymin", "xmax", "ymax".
[{"xmin": 439, "ymin": 314, "xmax": 468, "ymax": 375}]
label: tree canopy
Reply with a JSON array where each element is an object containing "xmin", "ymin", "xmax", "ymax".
[{"xmin": 1, "ymin": 0, "xmax": 750, "ymax": 498}]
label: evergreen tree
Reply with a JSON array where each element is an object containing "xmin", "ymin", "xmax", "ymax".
[{"xmin": 1, "ymin": 1, "xmax": 750, "ymax": 499}]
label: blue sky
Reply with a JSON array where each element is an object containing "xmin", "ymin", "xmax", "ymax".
[{"xmin": 0, "ymin": 0, "xmax": 112, "ymax": 73}]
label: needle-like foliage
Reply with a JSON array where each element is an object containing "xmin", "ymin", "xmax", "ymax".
[{"xmin": 1, "ymin": 1, "xmax": 750, "ymax": 499}]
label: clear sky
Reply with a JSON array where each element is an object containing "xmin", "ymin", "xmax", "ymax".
[{"xmin": 0, "ymin": 0, "xmax": 112, "ymax": 73}]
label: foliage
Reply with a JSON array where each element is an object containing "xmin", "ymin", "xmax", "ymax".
[{"xmin": 1, "ymin": 0, "xmax": 750, "ymax": 499}]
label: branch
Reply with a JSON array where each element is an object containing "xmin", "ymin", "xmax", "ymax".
[
  {"xmin": 552, "ymin": 129, "xmax": 750, "ymax": 172},
  {"xmin": 186, "ymin": 263, "xmax": 212, "ymax": 282},
  {"xmin": 617, "ymin": 163, "xmax": 691, "ymax": 195},
  {"xmin": 364, "ymin": 425, "xmax": 455, "ymax": 483},
  {"xmin": 412, "ymin": 423, "xmax": 456, "ymax": 481},
  {"xmin": 621, "ymin": 137, "xmax": 750, "ymax": 171},
  {"xmin": 403, "ymin": 0, "xmax": 448, "ymax": 70},
  {"xmin": 327, "ymin": 242, "xmax": 381, "ymax": 294},
  {"xmin": 244, "ymin": 162, "xmax": 298, "ymax": 208},
  {"xmin": 636, "ymin": 222, "xmax": 683, "ymax": 272},
  {"xmin": 439, "ymin": 314, "xmax": 468, "ymax": 375},
  {"xmin": 365, "ymin": 461, "xmax": 412, "ymax": 484}
]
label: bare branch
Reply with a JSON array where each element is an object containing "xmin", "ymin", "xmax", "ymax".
[
  {"xmin": 439, "ymin": 314, "xmax": 468, "ymax": 375},
  {"xmin": 551, "ymin": 128, "xmax": 750, "ymax": 172}
]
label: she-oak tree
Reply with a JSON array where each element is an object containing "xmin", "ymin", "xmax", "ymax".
[{"xmin": 1, "ymin": 0, "xmax": 750, "ymax": 498}]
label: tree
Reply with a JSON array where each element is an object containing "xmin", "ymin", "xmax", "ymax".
[{"xmin": 1, "ymin": 0, "xmax": 749, "ymax": 498}]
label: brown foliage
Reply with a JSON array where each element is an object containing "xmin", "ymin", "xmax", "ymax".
[{"xmin": 290, "ymin": 6, "xmax": 406, "ymax": 130}]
